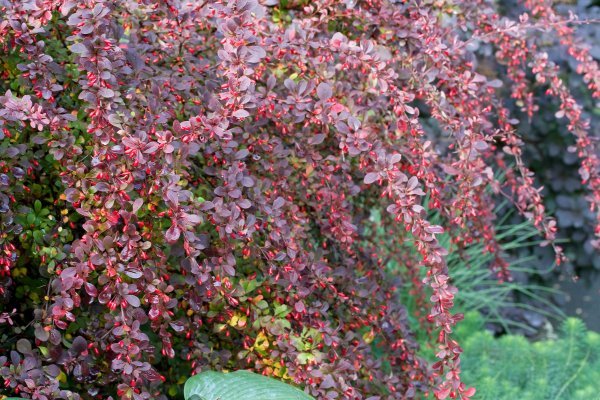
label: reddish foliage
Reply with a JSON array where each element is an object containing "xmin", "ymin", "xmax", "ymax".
[{"xmin": 0, "ymin": 0, "xmax": 598, "ymax": 399}]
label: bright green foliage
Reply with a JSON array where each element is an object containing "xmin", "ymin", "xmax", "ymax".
[
  {"xmin": 456, "ymin": 313, "xmax": 600, "ymax": 400},
  {"xmin": 184, "ymin": 370, "xmax": 314, "ymax": 400}
]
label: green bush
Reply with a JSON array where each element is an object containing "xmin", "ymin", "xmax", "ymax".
[{"xmin": 455, "ymin": 312, "xmax": 600, "ymax": 400}]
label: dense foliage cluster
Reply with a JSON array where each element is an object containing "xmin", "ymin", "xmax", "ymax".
[
  {"xmin": 1, "ymin": 0, "xmax": 599, "ymax": 399},
  {"xmin": 456, "ymin": 313, "xmax": 600, "ymax": 400}
]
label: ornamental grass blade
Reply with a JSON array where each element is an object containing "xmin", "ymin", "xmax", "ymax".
[{"xmin": 184, "ymin": 370, "xmax": 314, "ymax": 400}]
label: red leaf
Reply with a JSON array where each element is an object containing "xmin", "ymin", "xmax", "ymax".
[{"xmin": 435, "ymin": 387, "xmax": 451, "ymax": 400}]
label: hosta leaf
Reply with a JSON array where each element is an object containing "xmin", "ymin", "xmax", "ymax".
[{"xmin": 184, "ymin": 371, "xmax": 314, "ymax": 400}]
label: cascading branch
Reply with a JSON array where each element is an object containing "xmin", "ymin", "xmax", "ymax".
[{"xmin": 0, "ymin": 0, "xmax": 598, "ymax": 399}]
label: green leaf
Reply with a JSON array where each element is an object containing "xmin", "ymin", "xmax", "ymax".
[
  {"xmin": 296, "ymin": 352, "xmax": 314, "ymax": 365},
  {"xmin": 34, "ymin": 200, "xmax": 42, "ymax": 213},
  {"xmin": 32, "ymin": 230, "xmax": 43, "ymax": 244},
  {"xmin": 241, "ymin": 278, "xmax": 261, "ymax": 295},
  {"xmin": 273, "ymin": 303, "xmax": 290, "ymax": 318},
  {"xmin": 184, "ymin": 371, "xmax": 314, "ymax": 400}
]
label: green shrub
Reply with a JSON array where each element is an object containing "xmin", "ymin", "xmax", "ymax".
[{"xmin": 455, "ymin": 312, "xmax": 600, "ymax": 400}]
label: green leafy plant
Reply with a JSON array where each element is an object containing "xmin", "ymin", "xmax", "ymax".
[
  {"xmin": 454, "ymin": 312, "xmax": 600, "ymax": 400},
  {"xmin": 183, "ymin": 371, "xmax": 314, "ymax": 400}
]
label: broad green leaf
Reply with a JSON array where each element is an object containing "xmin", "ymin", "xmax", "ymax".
[
  {"xmin": 184, "ymin": 370, "xmax": 314, "ymax": 400},
  {"xmin": 33, "ymin": 230, "xmax": 43, "ymax": 244}
]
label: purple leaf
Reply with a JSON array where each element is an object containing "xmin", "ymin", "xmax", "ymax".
[
  {"xmin": 125, "ymin": 295, "xmax": 141, "ymax": 307},
  {"xmin": 233, "ymin": 109, "xmax": 250, "ymax": 119},
  {"xmin": 98, "ymin": 87, "xmax": 115, "ymax": 98},
  {"xmin": 245, "ymin": 46, "xmax": 266, "ymax": 63},
  {"xmin": 132, "ymin": 198, "xmax": 144, "ymax": 213},
  {"xmin": 70, "ymin": 43, "xmax": 89, "ymax": 55},
  {"xmin": 407, "ymin": 176, "xmax": 419, "ymax": 191},
  {"xmin": 309, "ymin": 134, "xmax": 326, "ymax": 145},
  {"xmin": 294, "ymin": 301, "xmax": 305, "ymax": 313},
  {"xmin": 317, "ymin": 82, "xmax": 332, "ymax": 100},
  {"xmin": 364, "ymin": 172, "xmax": 379, "ymax": 184},
  {"xmin": 273, "ymin": 197, "xmax": 285, "ymax": 209},
  {"xmin": 16, "ymin": 339, "xmax": 32, "ymax": 355},
  {"xmin": 166, "ymin": 224, "xmax": 181, "ymax": 242}
]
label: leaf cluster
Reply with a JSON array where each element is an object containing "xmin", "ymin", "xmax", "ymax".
[{"xmin": 456, "ymin": 312, "xmax": 600, "ymax": 400}]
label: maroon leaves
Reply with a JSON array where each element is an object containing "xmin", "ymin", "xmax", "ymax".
[{"xmin": 1, "ymin": 1, "xmax": 597, "ymax": 400}]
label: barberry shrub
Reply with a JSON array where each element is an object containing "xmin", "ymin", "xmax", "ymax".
[{"xmin": 0, "ymin": 0, "xmax": 598, "ymax": 399}]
